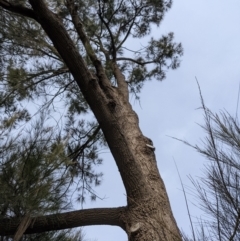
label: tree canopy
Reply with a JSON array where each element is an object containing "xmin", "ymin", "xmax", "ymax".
[{"xmin": 0, "ymin": 1, "xmax": 183, "ymax": 240}]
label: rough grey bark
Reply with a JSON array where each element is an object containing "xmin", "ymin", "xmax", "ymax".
[{"xmin": 0, "ymin": 0, "xmax": 182, "ymax": 240}]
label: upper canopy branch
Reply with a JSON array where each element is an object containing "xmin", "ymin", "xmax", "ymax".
[
  {"xmin": 116, "ymin": 57, "xmax": 155, "ymax": 66},
  {"xmin": 97, "ymin": 0, "xmax": 117, "ymax": 60},
  {"xmin": 65, "ymin": 0, "xmax": 108, "ymax": 83},
  {"xmin": 0, "ymin": 0, "xmax": 37, "ymax": 20},
  {"xmin": 115, "ymin": 4, "xmax": 145, "ymax": 52},
  {"xmin": 0, "ymin": 207, "xmax": 126, "ymax": 236}
]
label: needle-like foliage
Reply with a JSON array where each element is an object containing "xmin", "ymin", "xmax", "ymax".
[{"xmin": 182, "ymin": 86, "xmax": 240, "ymax": 241}]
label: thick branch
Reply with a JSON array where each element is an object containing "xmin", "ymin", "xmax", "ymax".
[
  {"xmin": 27, "ymin": 0, "xmax": 97, "ymax": 93},
  {"xmin": 0, "ymin": 0, "xmax": 37, "ymax": 20},
  {"xmin": 0, "ymin": 207, "xmax": 126, "ymax": 236},
  {"xmin": 112, "ymin": 62, "xmax": 129, "ymax": 101}
]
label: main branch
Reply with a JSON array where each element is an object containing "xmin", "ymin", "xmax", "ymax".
[{"xmin": 0, "ymin": 207, "xmax": 125, "ymax": 236}]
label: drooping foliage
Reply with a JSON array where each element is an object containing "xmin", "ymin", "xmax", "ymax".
[
  {"xmin": 0, "ymin": 112, "xmax": 86, "ymax": 240},
  {"xmin": 181, "ymin": 90, "xmax": 240, "ymax": 241}
]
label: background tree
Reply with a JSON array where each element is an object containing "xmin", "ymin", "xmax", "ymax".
[
  {"xmin": 0, "ymin": 112, "xmax": 85, "ymax": 241},
  {"xmin": 0, "ymin": 0, "xmax": 183, "ymax": 240},
  {"xmin": 181, "ymin": 88, "xmax": 240, "ymax": 241}
]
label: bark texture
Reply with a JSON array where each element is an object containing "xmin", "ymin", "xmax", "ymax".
[{"xmin": 0, "ymin": 1, "xmax": 182, "ymax": 240}]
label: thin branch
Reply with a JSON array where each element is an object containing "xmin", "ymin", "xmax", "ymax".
[
  {"xmin": 13, "ymin": 215, "xmax": 31, "ymax": 241},
  {"xmin": 116, "ymin": 19, "xmax": 135, "ymax": 51},
  {"xmin": 235, "ymin": 80, "xmax": 240, "ymax": 121},
  {"xmin": 116, "ymin": 57, "xmax": 154, "ymax": 65},
  {"xmin": 97, "ymin": 0, "xmax": 117, "ymax": 60},
  {"xmin": 229, "ymin": 208, "xmax": 240, "ymax": 241},
  {"xmin": 173, "ymin": 158, "xmax": 196, "ymax": 241},
  {"xmin": 68, "ymin": 125, "xmax": 101, "ymax": 160},
  {"xmin": 0, "ymin": 68, "xmax": 70, "ymax": 106},
  {"xmin": 105, "ymin": 0, "xmax": 124, "ymax": 24},
  {"xmin": 115, "ymin": 4, "xmax": 146, "ymax": 51},
  {"xmin": 92, "ymin": 36, "xmax": 110, "ymax": 61},
  {"xmin": 196, "ymin": 78, "xmax": 237, "ymax": 210},
  {"xmin": 214, "ymin": 184, "xmax": 222, "ymax": 241}
]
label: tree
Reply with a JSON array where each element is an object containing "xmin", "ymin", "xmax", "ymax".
[
  {"xmin": 0, "ymin": 112, "xmax": 85, "ymax": 241},
  {"xmin": 181, "ymin": 88, "xmax": 240, "ymax": 241},
  {"xmin": 0, "ymin": 0, "xmax": 183, "ymax": 240}
]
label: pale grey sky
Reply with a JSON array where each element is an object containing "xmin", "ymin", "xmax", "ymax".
[{"xmin": 78, "ymin": 1, "xmax": 240, "ymax": 240}]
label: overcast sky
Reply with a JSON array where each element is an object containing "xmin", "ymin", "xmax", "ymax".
[{"xmin": 77, "ymin": 1, "xmax": 240, "ymax": 240}]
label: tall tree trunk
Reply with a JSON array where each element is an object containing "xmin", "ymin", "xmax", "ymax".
[{"xmin": 0, "ymin": 0, "xmax": 182, "ymax": 240}]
